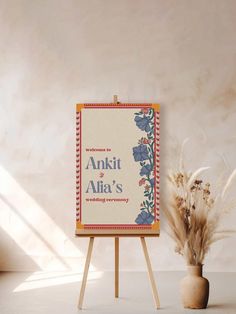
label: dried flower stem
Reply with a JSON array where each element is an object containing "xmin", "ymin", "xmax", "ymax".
[{"xmin": 163, "ymin": 168, "xmax": 235, "ymax": 265}]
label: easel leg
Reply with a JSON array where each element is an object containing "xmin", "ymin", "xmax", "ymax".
[
  {"xmin": 140, "ymin": 237, "xmax": 160, "ymax": 309},
  {"xmin": 78, "ymin": 237, "xmax": 94, "ymax": 309},
  {"xmin": 115, "ymin": 237, "xmax": 119, "ymax": 298}
]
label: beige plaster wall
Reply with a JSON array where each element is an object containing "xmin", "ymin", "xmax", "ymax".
[{"xmin": 0, "ymin": 0, "xmax": 236, "ymax": 271}]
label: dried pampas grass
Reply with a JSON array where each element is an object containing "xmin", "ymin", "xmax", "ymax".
[{"xmin": 163, "ymin": 167, "xmax": 236, "ymax": 266}]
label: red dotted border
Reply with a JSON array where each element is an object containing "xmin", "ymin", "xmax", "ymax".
[
  {"xmin": 76, "ymin": 111, "xmax": 81, "ymax": 221},
  {"xmin": 84, "ymin": 225, "xmax": 151, "ymax": 229},
  {"xmin": 155, "ymin": 111, "xmax": 160, "ymax": 221}
]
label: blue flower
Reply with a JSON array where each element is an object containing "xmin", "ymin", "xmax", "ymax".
[
  {"xmin": 134, "ymin": 116, "xmax": 151, "ymax": 132},
  {"xmin": 133, "ymin": 144, "xmax": 149, "ymax": 162},
  {"xmin": 140, "ymin": 164, "xmax": 152, "ymax": 176},
  {"xmin": 135, "ymin": 211, "xmax": 154, "ymax": 224},
  {"xmin": 150, "ymin": 177, "xmax": 155, "ymax": 187}
]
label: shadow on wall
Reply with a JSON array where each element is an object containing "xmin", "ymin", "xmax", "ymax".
[
  {"xmin": 0, "ymin": 165, "xmax": 93, "ymax": 272},
  {"xmin": 0, "ymin": 226, "xmax": 39, "ymax": 271}
]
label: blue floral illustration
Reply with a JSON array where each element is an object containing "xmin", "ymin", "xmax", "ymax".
[
  {"xmin": 149, "ymin": 177, "xmax": 154, "ymax": 188},
  {"xmin": 132, "ymin": 144, "xmax": 149, "ymax": 162},
  {"xmin": 132, "ymin": 108, "xmax": 155, "ymax": 225},
  {"xmin": 135, "ymin": 211, "xmax": 154, "ymax": 224},
  {"xmin": 140, "ymin": 164, "xmax": 152, "ymax": 176},
  {"xmin": 134, "ymin": 116, "xmax": 151, "ymax": 132}
]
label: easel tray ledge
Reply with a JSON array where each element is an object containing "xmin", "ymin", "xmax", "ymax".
[{"xmin": 75, "ymin": 228, "xmax": 160, "ymax": 237}]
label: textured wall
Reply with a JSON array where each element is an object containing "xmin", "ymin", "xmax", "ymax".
[{"xmin": 0, "ymin": 0, "xmax": 236, "ymax": 272}]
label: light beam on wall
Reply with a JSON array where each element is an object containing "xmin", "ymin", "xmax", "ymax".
[{"xmin": 0, "ymin": 165, "xmax": 96, "ymax": 272}]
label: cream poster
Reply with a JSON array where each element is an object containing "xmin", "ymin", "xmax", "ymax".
[{"xmin": 76, "ymin": 103, "xmax": 160, "ymax": 235}]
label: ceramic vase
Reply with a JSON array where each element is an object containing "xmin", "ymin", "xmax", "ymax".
[{"xmin": 180, "ymin": 264, "xmax": 209, "ymax": 309}]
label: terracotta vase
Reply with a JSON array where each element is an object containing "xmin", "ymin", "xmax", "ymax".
[{"xmin": 180, "ymin": 265, "xmax": 209, "ymax": 309}]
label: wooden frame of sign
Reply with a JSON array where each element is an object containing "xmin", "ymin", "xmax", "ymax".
[{"xmin": 76, "ymin": 97, "xmax": 160, "ymax": 309}]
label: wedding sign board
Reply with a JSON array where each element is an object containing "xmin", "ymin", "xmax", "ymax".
[{"xmin": 76, "ymin": 103, "xmax": 160, "ymax": 235}]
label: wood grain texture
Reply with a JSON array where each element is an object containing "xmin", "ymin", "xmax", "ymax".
[
  {"xmin": 115, "ymin": 237, "xmax": 119, "ymax": 298},
  {"xmin": 140, "ymin": 237, "xmax": 160, "ymax": 309},
  {"xmin": 78, "ymin": 237, "xmax": 94, "ymax": 310},
  {"xmin": 75, "ymin": 229, "xmax": 159, "ymax": 237}
]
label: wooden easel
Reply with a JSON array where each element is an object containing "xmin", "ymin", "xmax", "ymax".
[
  {"xmin": 78, "ymin": 96, "xmax": 160, "ymax": 310},
  {"xmin": 78, "ymin": 236, "xmax": 160, "ymax": 309}
]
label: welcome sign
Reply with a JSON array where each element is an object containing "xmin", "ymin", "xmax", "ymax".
[{"xmin": 76, "ymin": 103, "xmax": 160, "ymax": 235}]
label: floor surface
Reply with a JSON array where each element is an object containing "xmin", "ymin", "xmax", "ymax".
[{"xmin": 0, "ymin": 271, "xmax": 235, "ymax": 314}]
